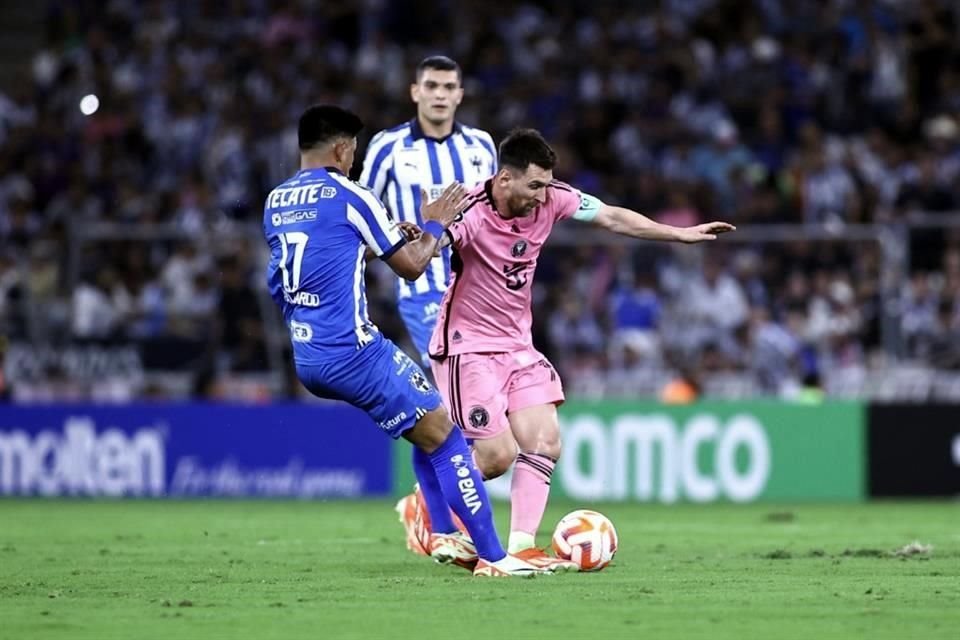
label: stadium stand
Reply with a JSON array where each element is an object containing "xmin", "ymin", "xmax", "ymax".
[{"xmin": 2, "ymin": 0, "xmax": 960, "ymax": 401}]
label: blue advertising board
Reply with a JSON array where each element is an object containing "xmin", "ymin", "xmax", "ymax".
[{"xmin": 0, "ymin": 404, "xmax": 392, "ymax": 498}]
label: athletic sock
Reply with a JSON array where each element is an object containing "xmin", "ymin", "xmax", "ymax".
[
  {"xmin": 426, "ymin": 428, "xmax": 506, "ymax": 561},
  {"xmin": 411, "ymin": 446, "xmax": 458, "ymax": 535},
  {"xmin": 508, "ymin": 452, "xmax": 556, "ymax": 551}
]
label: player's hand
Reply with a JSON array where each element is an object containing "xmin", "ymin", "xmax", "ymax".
[
  {"xmin": 394, "ymin": 221, "xmax": 422, "ymax": 242},
  {"xmin": 421, "ymin": 183, "xmax": 470, "ymax": 227},
  {"xmin": 677, "ymin": 221, "xmax": 736, "ymax": 243}
]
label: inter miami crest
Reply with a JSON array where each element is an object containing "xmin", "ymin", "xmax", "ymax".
[
  {"xmin": 511, "ymin": 240, "xmax": 528, "ymax": 258},
  {"xmin": 469, "ymin": 406, "xmax": 490, "ymax": 429}
]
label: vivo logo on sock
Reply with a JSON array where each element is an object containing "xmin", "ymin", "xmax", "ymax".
[{"xmin": 450, "ymin": 454, "xmax": 482, "ymax": 515}]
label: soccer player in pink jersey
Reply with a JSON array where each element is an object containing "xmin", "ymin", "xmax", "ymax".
[{"xmin": 402, "ymin": 128, "xmax": 735, "ymax": 571}]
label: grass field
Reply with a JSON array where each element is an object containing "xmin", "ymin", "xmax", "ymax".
[{"xmin": 1, "ymin": 500, "xmax": 957, "ymax": 640}]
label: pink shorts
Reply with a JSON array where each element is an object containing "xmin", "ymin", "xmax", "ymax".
[{"xmin": 433, "ymin": 348, "xmax": 565, "ymax": 440}]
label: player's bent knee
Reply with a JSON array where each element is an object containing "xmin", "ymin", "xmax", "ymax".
[
  {"xmin": 515, "ymin": 425, "xmax": 562, "ymax": 460},
  {"xmin": 403, "ymin": 407, "xmax": 453, "ymax": 454},
  {"xmin": 475, "ymin": 438, "xmax": 517, "ymax": 479},
  {"xmin": 538, "ymin": 432, "xmax": 562, "ymax": 460}
]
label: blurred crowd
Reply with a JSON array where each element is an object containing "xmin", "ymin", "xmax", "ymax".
[{"xmin": 2, "ymin": 0, "xmax": 960, "ymax": 401}]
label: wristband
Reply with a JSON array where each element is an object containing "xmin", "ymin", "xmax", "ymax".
[{"xmin": 423, "ymin": 220, "xmax": 445, "ymax": 239}]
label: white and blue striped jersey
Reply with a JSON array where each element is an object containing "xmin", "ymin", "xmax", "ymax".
[
  {"xmin": 263, "ymin": 167, "xmax": 405, "ymax": 363},
  {"xmin": 360, "ymin": 119, "xmax": 497, "ymax": 298}
]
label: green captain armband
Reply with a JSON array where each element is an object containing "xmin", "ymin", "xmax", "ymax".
[{"xmin": 572, "ymin": 192, "xmax": 604, "ymax": 221}]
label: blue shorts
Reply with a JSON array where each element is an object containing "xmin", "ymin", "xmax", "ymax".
[
  {"xmin": 295, "ymin": 337, "xmax": 442, "ymax": 439},
  {"xmin": 398, "ymin": 292, "xmax": 444, "ymax": 367}
]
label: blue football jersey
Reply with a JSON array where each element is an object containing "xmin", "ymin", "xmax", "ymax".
[{"xmin": 263, "ymin": 167, "xmax": 405, "ymax": 363}]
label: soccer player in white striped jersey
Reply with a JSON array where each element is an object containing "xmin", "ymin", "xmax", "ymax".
[
  {"xmin": 361, "ymin": 56, "xmax": 497, "ymax": 562},
  {"xmin": 361, "ymin": 56, "xmax": 497, "ymax": 368}
]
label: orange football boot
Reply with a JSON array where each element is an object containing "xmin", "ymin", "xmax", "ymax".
[
  {"xmin": 512, "ymin": 547, "xmax": 579, "ymax": 572},
  {"xmin": 473, "ymin": 554, "xmax": 553, "ymax": 577},
  {"xmin": 394, "ymin": 491, "xmax": 429, "ymax": 556}
]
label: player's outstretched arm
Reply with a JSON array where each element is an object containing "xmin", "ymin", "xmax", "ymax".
[
  {"xmin": 365, "ymin": 222, "xmax": 421, "ymax": 261},
  {"xmin": 384, "ymin": 183, "xmax": 468, "ymax": 280},
  {"xmin": 592, "ymin": 204, "xmax": 735, "ymax": 243}
]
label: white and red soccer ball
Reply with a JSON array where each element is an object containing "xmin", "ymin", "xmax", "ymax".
[{"xmin": 551, "ymin": 509, "xmax": 618, "ymax": 571}]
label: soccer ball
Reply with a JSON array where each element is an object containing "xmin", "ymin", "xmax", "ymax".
[{"xmin": 551, "ymin": 509, "xmax": 618, "ymax": 571}]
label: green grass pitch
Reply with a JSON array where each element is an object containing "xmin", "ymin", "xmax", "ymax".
[{"xmin": 1, "ymin": 500, "xmax": 957, "ymax": 639}]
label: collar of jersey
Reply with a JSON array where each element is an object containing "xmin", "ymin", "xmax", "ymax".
[
  {"xmin": 409, "ymin": 118, "xmax": 463, "ymax": 142},
  {"xmin": 296, "ymin": 167, "xmax": 343, "ymax": 179}
]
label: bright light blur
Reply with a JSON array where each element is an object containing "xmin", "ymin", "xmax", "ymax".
[{"xmin": 79, "ymin": 94, "xmax": 99, "ymax": 116}]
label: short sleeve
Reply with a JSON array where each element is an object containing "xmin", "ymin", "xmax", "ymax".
[
  {"xmin": 549, "ymin": 181, "xmax": 589, "ymax": 221},
  {"xmin": 343, "ymin": 182, "xmax": 405, "ymax": 259}
]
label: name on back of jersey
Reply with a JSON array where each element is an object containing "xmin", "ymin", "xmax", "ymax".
[{"xmin": 284, "ymin": 290, "xmax": 320, "ymax": 307}]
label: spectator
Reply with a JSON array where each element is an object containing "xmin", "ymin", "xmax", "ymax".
[
  {"xmin": 3, "ymin": 0, "xmax": 960, "ymax": 401},
  {"xmin": 609, "ymin": 270, "xmax": 662, "ymax": 363},
  {"xmin": 678, "ymin": 256, "xmax": 749, "ymax": 354},
  {"xmin": 216, "ymin": 256, "xmax": 267, "ymax": 371},
  {"xmin": 72, "ymin": 268, "xmax": 122, "ymax": 340}
]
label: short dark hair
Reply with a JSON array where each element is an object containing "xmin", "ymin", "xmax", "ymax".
[
  {"xmin": 498, "ymin": 128, "xmax": 557, "ymax": 173},
  {"xmin": 415, "ymin": 55, "xmax": 462, "ymax": 83},
  {"xmin": 298, "ymin": 104, "xmax": 363, "ymax": 151}
]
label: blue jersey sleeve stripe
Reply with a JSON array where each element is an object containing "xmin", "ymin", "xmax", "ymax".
[
  {"xmin": 359, "ymin": 199, "xmax": 396, "ymax": 250},
  {"xmin": 334, "ymin": 172, "xmax": 389, "ymax": 217},
  {"xmin": 426, "ymin": 141, "xmax": 443, "ymax": 184},
  {"xmin": 347, "ymin": 201, "xmax": 397, "ymax": 255},
  {"xmin": 447, "ymin": 137, "xmax": 465, "ymax": 182},
  {"xmin": 334, "ymin": 173, "xmax": 402, "ymax": 254}
]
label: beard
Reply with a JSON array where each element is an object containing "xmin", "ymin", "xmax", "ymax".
[{"xmin": 506, "ymin": 196, "xmax": 536, "ymax": 218}]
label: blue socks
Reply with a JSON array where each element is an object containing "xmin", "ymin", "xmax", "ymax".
[
  {"xmin": 425, "ymin": 428, "xmax": 506, "ymax": 562},
  {"xmin": 412, "ymin": 446, "xmax": 458, "ymax": 534}
]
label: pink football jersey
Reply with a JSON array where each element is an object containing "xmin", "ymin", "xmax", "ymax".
[{"xmin": 429, "ymin": 179, "xmax": 583, "ymax": 358}]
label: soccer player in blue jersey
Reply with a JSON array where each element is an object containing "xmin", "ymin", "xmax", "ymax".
[
  {"xmin": 263, "ymin": 105, "xmax": 545, "ymax": 577},
  {"xmin": 360, "ymin": 57, "xmax": 499, "ymax": 558},
  {"xmin": 360, "ymin": 56, "xmax": 497, "ymax": 367}
]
